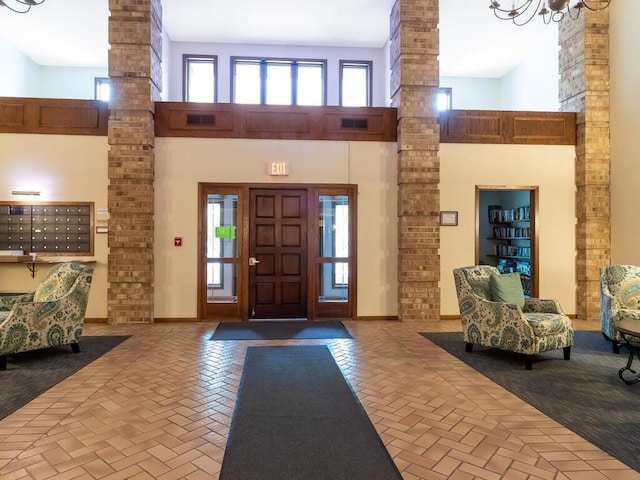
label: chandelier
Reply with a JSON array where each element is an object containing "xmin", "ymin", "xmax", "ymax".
[
  {"xmin": 489, "ymin": 0, "xmax": 611, "ymax": 26},
  {"xmin": 0, "ymin": 0, "xmax": 44, "ymax": 14}
]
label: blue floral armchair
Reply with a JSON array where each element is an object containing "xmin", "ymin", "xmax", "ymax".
[
  {"xmin": 600, "ymin": 265, "xmax": 640, "ymax": 353},
  {"xmin": 0, "ymin": 262, "xmax": 93, "ymax": 370},
  {"xmin": 453, "ymin": 265, "xmax": 574, "ymax": 369}
]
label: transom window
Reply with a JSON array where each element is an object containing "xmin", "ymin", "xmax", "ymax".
[
  {"xmin": 437, "ymin": 87, "xmax": 452, "ymax": 111},
  {"xmin": 95, "ymin": 77, "xmax": 111, "ymax": 102},
  {"xmin": 183, "ymin": 55, "xmax": 217, "ymax": 103},
  {"xmin": 340, "ymin": 61, "xmax": 372, "ymax": 107},
  {"xmin": 232, "ymin": 57, "xmax": 326, "ymax": 106}
]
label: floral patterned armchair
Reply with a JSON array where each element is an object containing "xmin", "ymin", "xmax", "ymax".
[
  {"xmin": 0, "ymin": 262, "xmax": 93, "ymax": 370},
  {"xmin": 600, "ymin": 265, "xmax": 640, "ymax": 353},
  {"xmin": 453, "ymin": 265, "xmax": 574, "ymax": 370}
]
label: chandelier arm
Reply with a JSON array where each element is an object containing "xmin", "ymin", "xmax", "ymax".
[
  {"xmin": 0, "ymin": 4, "xmax": 30, "ymax": 13},
  {"xmin": 489, "ymin": 0, "xmax": 610, "ymax": 25},
  {"xmin": 580, "ymin": 0, "xmax": 611, "ymax": 11},
  {"xmin": 490, "ymin": 0, "xmax": 544, "ymax": 25},
  {"xmin": 0, "ymin": 0, "xmax": 44, "ymax": 13}
]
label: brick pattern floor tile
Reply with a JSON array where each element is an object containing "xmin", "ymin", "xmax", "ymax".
[{"xmin": 0, "ymin": 318, "xmax": 637, "ymax": 479}]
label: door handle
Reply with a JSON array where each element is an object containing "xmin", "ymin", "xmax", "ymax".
[{"xmin": 249, "ymin": 256, "xmax": 260, "ymax": 266}]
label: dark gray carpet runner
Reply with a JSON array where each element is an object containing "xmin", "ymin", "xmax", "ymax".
[
  {"xmin": 219, "ymin": 345, "xmax": 402, "ymax": 480},
  {"xmin": 210, "ymin": 320, "xmax": 353, "ymax": 340}
]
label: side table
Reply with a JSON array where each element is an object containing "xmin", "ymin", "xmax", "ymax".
[{"xmin": 614, "ymin": 319, "xmax": 640, "ymax": 385}]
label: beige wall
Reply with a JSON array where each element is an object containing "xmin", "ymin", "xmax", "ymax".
[
  {"xmin": 0, "ymin": 134, "xmax": 108, "ymax": 319},
  {"xmin": 154, "ymin": 138, "xmax": 398, "ymax": 319},
  {"xmin": 0, "ymin": 134, "xmax": 580, "ymax": 321},
  {"xmin": 440, "ymin": 143, "xmax": 577, "ymax": 316},
  {"xmin": 610, "ymin": 1, "xmax": 640, "ymax": 264}
]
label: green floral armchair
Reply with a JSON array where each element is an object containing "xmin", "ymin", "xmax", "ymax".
[
  {"xmin": 0, "ymin": 262, "xmax": 93, "ymax": 370},
  {"xmin": 600, "ymin": 265, "xmax": 640, "ymax": 353},
  {"xmin": 453, "ymin": 265, "xmax": 574, "ymax": 369}
]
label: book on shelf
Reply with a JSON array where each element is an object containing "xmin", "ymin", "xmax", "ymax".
[{"xmin": 489, "ymin": 206, "xmax": 530, "ymax": 224}]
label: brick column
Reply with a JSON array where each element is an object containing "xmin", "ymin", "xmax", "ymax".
[
  {"xmin": 390, "ymin": 0, "xmax": 440, "ymax": 321},
  {"xmin": 107, "ymin": 0, "xmax": 162, "ymax": 323},
  {"xmin": 559, "ymin": 5, "xmax": 610, "ymax": 320}
]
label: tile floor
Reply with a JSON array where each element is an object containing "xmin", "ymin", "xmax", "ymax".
[{"xmin": 0, "ymin": 319, "xmax": 638, "ymax": 480}]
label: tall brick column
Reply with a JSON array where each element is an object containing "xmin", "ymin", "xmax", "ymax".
[
  {"xmin": 107, "ymin": 0, "xmax": 162, "ymax": 323},
  {"xmin": 390, "ymin": 0, "xmax": 440, "ymax": 321},
  {"xmin": 559, "ymin": 5, "xmax": 610, "ymax": 320}
]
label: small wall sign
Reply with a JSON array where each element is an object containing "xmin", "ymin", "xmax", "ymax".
[
  {"xmin": 269, "ymin": 162, "xmax": 289, "ymax": 176},
  {"xmin": 440, "ymin": 211, "xmax": 458, "ymax": 226}
]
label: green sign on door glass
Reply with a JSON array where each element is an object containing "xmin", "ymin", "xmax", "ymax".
[{"xmin": 215, "ymin": 226, "xmax": 236, "ymax": 239}]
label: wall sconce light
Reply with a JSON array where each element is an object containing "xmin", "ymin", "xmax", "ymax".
[{"xmin": 11, "ymin": 190, "xmax": 41, "ymax": 196}]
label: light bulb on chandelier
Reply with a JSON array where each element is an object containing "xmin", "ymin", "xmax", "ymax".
[
  {"xmin": 489, "ymin": 0, "xmax": 611, "ymax": 26},
  {"xmin": 0, "ymin": 0, "xmax": 45, "ymax": 14}
]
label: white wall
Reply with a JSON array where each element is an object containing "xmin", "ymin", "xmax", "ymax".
[
  {"xmin": 154, "ymin": 138, "xmax": 398, "ymax": 319},
  {"xmin": 440, "ymin": 77, "xmax": 501, "ymax": 110},
  {"xmin": 39, "ymin": 66, "xmax": 108, "ymax": 100},
  {"xmin": 499, "ymin": 25, "xmax": 559, "ymax": 112},
  {"xmin": 0, "ymin": 37, "xmax": 40, "ymax": 97},
  {"xmin": 440, "ymin": 143, "xmax": 576, "ymax": 316},
  {"xmin": 161, "ymin": 29, "xmax": 172, "ymax": 101},
  {"xmin": 610, "ymin": 0, "xmax": 640, "ymax": 264},
  {"xmin": 0, "ymin": 134, "xmax": 108, "ymax": 319},
  {"xmin": 166, "ymin": 41, "xmax": 388, "ymax": 106},
  {"xmin": 440, "ymin": 25, "xmax": 559, "ymax": 112}
]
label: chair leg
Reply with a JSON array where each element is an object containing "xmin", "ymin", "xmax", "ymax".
[
  {"xmin": 71, "ymin": 343, "xmax": 80, "ymax": 353},
  {"xmin": 465, "ymin": 342, "xmax": 473, "ymax": 353},
  {"xmin": 563, "ymin": 346, "xmax": 571, "ymax": 361},
  {"xmin": 0, "ymin": 355, "xmax": 6, "ymax": 371},
  {"xmin": 603, "ymin": 332, "xmax": 621, "ymax": 354},
  {"xmin": 525, "ymin": 355, "xmax": 533, "ymax": 370}
]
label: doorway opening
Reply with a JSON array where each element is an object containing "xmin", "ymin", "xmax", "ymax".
[
  {"xmin": 476, "ymin": 186, "xmax": 538, "ymax": 297},
  {"xmin": 198, "ymin": 183, "xmax": 357, "ymax": 321}
]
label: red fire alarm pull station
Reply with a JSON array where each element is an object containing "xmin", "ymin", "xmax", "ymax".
[{"xmin": 174, "ymin": 237, "xmax": 182, "ymax": 247}]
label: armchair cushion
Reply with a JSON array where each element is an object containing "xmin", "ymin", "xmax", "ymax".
[{"xmin": 490, "ymin": 272, "xmax": 525, "ymax": 308}]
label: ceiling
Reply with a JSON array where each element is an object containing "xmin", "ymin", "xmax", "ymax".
[{"xmin": 0, "ymin": 0, "xmax": 555, "ymax": 78}]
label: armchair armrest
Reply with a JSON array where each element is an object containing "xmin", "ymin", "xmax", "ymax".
[
  {"xmin": 0, "ymin": 292, "xmax": 35, "ymax": 312},
  {"xmin": 615, "ymin": 308, "xmax": 640, "ymax": 322},
  {"xmin": 523, "ymin": 298, "xmax": 564, "ymax": 314}
]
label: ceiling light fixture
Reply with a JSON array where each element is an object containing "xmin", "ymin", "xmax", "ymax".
[
  {"xmin": 0, "ymin": 0, "xmax": 44, "ymax": 14},
  {"xmin": 489, "ymin": 0, "xmax": 611, "ymax": 26}
]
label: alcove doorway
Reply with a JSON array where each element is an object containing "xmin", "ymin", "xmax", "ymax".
[{"xmin": 476, "ymin": 186, "xmax": 538, "ymax": 298}]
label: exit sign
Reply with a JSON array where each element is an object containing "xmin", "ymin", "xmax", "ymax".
[{"xmin": 269, "ymin": 162, "xmax": 289, "ymax": 176}]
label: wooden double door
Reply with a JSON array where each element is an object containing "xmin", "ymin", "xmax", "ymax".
[{"xmin": 198, "ymin": 183, "xmax": 356, "ymax": 321}]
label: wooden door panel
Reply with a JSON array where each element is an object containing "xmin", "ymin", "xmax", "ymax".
[
  {"xmin": 281, "ymin": 282, "xmax": 302, "ymax": 304},
  {"xmin": 281, "ymin": 253, "xmax": 300, "ymax": 275},
  {"xmin": 250, "ymin": 188, "xmax": 307, "ymax": 318}
]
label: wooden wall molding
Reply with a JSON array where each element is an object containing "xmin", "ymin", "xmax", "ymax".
[
  {"xmin": 440, "ymin": 110, "xmax": 577, "ymax": 145},
  {"xmin": 154, "ymin": 103, "xmax": 398, "ymax": 142},
  {"xmin": 0, "ymin": 97, "xmax": 108, "ymax": 135},
  {"xmin": 0, "ymin": 97, "xmax": 579, "ymax": 147}
]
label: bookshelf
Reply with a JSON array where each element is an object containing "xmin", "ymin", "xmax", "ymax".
[{"xmin": 487, "ymin": 205, "xmax": 531, "ymax": 277}]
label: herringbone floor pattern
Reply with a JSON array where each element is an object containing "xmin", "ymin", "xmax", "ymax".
[{"xmin": 0, "ymin": 319, "xmax": 637, "ymax": 480}]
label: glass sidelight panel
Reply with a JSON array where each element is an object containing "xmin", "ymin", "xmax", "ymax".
[
  {"xmin": 207, "ymin": 194, "xmax": 238, "ymax": 304},
  {"xmin": 318, "ymin": 195, "xmax": 349, "ymax": 303}
]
